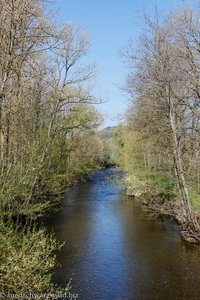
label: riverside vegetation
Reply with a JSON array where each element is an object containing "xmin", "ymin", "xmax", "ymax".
[
  {"xmin": 0, "ymin": 1, "xmax": 109, "ymax": 298},
  {"xmin": 112, "ymin": 8, "xmax": 200, "ymax": 243}
]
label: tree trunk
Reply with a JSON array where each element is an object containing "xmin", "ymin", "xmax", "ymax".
[{"xmin": 166, "ymin": 83, "xmax": 193, "ymax": 222}]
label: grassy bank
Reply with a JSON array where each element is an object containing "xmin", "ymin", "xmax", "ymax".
[{"xmin": 125, "ymin": 171, "xmax": 200, "ymax": 244}]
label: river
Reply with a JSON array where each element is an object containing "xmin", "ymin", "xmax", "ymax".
[{"xmin": 41, "ymin": 168, "xmax": 200, "ymax": 300}]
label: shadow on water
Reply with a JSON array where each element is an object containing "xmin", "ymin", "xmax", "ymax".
[{"xmin": 41, "ymin": 168, "xmax": 200, "ymax": 300}]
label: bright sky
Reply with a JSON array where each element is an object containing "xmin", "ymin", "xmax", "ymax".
[{"xmin": 52, "ymin": 0, "xmax": 196, "ymax": 128}]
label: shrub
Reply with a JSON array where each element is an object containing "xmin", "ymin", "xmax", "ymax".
[{"xmin": 0, "ymin": 218, "xmax": 70, "ymax": 299}]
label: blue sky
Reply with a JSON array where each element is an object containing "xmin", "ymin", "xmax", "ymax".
[{"xmin": 52, "ymin": 0, "xmax": 195, "ymax": 127}]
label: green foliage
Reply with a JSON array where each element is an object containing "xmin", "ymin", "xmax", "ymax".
[
  {"xmin": 0, "ymin": 217, "xmax": 70, "ymax": 299},
  {"xmin": 0, "ymin": 104, "xmax": 105, "ymax": 216},
  {"xmin": 190, "ymin": 189, "xmax": 200, "ymax": 211},
  {"xmin": 111, "ymin": 121, "xmax": 178, "ymax": 203},
  {"xmin": 108, "ymin": 124, "xmax": 125, "ymax": 166},
  {"xmin": 144, "ymin": 174, "xmax": 177, "ymax": 198},
  {"xmin": 126, "ymin": 171, "xmax": 177, "ymax": 201}
]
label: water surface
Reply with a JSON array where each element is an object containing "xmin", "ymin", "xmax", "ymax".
[{"xmin": 42, "ymin": 168, "xmax": 200, "ymax": 300}]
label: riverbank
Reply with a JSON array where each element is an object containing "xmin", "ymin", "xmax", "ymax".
[{"xmin": 124, "ymin": 174, "xmax": 200, "ymax": 244}]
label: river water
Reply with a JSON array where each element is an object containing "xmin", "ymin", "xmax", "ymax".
[{"xmin": 41, "ymin": 168, "xmax": 200, "ymax": 300}]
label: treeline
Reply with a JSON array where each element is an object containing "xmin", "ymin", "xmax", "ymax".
[
  {"xmin": 118, "ymin": 8, "xmax": 200, "ymax": 242},
  {"xmin": 0, "ymin": 0, "xmax": 105, "ymax": 217},
  {"xmin": 0, "ymin": 1, "xmax": 105, "ymax": 297}
]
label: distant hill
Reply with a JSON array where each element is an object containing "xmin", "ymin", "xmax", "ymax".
[{"xmin": 100, "ymin": 126, "xmax": 117, "ymax": 141}]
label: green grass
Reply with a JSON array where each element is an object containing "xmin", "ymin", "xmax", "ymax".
[
  {"xmin": 128, "ymin": 170, "xmax": 200, "ymax": 215},
  {"xmin": 190, "ymin": 188, "xmax": 200, "ymax": 211},
  {"xmin": 127, "ymin": 174, "xmax": 143, "ymax": 190},
  {"xmin": 126, "ymin": 169, "xmax": 177, "ymax": 200}
]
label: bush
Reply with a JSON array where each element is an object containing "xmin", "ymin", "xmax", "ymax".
[{"xmin": 0, "ymin": 218, "xmax": 70, "ymax": 299}]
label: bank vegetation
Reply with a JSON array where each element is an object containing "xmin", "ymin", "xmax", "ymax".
[
  {"xmin": 116, "ymin": 8, "xmax": 200, "ymax": 244},
  {"xmin": 0, "ymin": 0, "xmax": 106, "ymax": 297}
]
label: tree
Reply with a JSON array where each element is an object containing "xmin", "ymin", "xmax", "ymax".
[
  {"xmin": 122, "ymin": 9, "xmax": 200, "ymax": 237},
  {"xmin": 0, "ymin": 0, "xmax": 103, "ymax": 215}
]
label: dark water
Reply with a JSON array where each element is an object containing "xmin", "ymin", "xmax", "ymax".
[{"xmin": 42, "ymin": 168, "xmax": 200, "ymax": 300}]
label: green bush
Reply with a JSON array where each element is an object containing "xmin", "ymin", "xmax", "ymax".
[{"xmin": 0, "ymin": 218, "xmax": 70, "ymax": 299}]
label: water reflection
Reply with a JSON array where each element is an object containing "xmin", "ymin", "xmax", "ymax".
[{"xmin": 41, "ymin": 168, "xmax": 200, "ymax": 300}]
